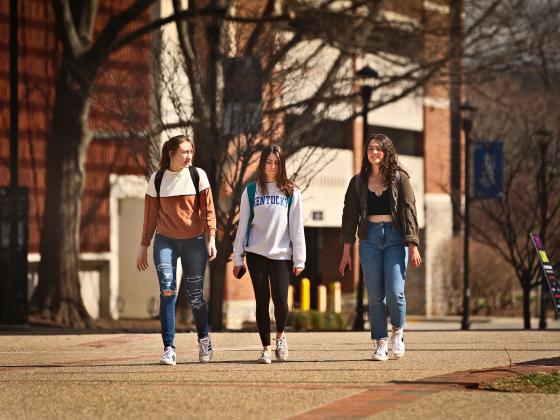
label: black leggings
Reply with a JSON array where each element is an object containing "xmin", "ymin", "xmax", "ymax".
[{"xmin": 246, "ymin": 252, "xmax": 292, "ymax": 347}]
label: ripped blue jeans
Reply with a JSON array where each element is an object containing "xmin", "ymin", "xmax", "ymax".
[{"xmin": 153, "ymin": 233, "xmax": 209, "ymax": 348}]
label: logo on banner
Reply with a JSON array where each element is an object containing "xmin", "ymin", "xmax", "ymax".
[{"xmin": 473, "ymin": 141, "xmax": 503, "ymax": 199}]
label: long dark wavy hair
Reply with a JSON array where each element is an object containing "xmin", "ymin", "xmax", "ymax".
[
  {"xmin": 158, "ymin": 134, "xmax": 195, "ymax": 171},
  {"xmin": 256, "ymin": 144, "xmax": 295, "ymax": 196},
  {"xmin": 360, "ymin": 133, "xmax": 399, "ymax": 185}
]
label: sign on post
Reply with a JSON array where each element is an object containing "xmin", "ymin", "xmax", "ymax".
[
  {"xmin": 473, "ymin": 141, "xmax": 503, "ymax": 199},
  {"xmin": 530, "ymin": 233, "xmax": 560, "ymax": 319}
]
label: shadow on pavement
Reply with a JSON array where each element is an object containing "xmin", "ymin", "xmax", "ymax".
[{"xmin": 516, "ymin": 356, "xmax": 560, "ymax": 366}]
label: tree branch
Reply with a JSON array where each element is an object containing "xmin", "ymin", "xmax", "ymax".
[
  {"xmin": 76, "ymin": 0, "xmax": 99, "ymax": 46},
  {"xmin": 109, "ymin": 7, "xmax": 293, "ymax": 54},
  {"xmin": 52, "ymin": 0, "xmax": 87, "ymax": 57},
  {"xmin": 91, "ymin": 0, "xmax": 157, "ymax": 60}
]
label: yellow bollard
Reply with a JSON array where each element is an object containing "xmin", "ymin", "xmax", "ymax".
[
  {"xmin": 300, "ymin": 278, "xmax": 310, "ymax": 311},
  {"xmin": 317, "ymin": 285, "xmax": 327, "ymax": 312},
  {"xmin": 287, "ymin": 284, "xmax": 294, "ymax": 311},
  {"xmin": 328, "ymin": 281, "xmax": 342, "ymax": 313}
]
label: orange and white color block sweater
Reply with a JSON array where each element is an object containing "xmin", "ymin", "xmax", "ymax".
[{"xmin": 141, "ymin": 167, "xmax": 216, "ymax": 246}]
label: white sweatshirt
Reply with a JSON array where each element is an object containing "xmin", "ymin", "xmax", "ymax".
[{"xmin": 232, "ymin": 182, "xmax": 306, "ymax": 268}]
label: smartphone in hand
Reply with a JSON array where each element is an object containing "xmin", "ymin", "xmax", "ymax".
[{"xmin": 235, "ymin": 266, "xmax": 246, "ymax": 279}]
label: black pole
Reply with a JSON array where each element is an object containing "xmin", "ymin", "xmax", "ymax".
[
  {"xmin": 353, "ymin": 85, "xmax": 372, "ymax": 331},
  {"xmin": 9, "ymin": 0, "xmax": 20, "ymax": 316},
  {"xmin": 354, "ymin": 269, "xmax": 365, "ymax": 331},
  {"xmin": 538, "ymin": 140, "xmax": 549, "ymax": 329},
  {"xmin": 539, "ymin": 276, "xmax": 548, "ymax": 329},
  {"xmin": 3, "ymin": 0, "xmax": 28, "ymax": 326},
  {"xmin": 449, "ymin": 0, "xmax": 463, "ymax": 235},
  {"xmin": 10, "ymin": 0, "xmax": 18, "ymax": 188},
  {"xmin": 461, "ymin": 118, "xmax": 471, "ymax": 330}
]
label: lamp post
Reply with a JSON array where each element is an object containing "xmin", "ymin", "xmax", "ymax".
[
  {"xmin": 1, "ymin": 0, "xmax": 28, "ymax": 326},
  {"xmin": 460, "ymin": 101, "xmax": 476, "ymax": 331},
  {"xmin": 353, "ymin": 65, "xmax": 378, "ymax": 331},
  {"xmin": 536, "ymin": 128, "xmax": 552, "ymax": 330}
]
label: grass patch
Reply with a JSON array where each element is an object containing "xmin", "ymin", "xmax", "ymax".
[{"xmin": 480, "ymin": 370, "xmax": 560, "ymax": 394}]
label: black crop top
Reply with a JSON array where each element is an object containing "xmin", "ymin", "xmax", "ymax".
[{"xmin": 367, "ymin": 189, "xmax": 391, "ymax": 215}]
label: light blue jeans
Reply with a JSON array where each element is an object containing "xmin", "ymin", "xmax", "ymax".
[{"xmin": 359, "ymin": 222, "xmax": 408, "ymax": 340}]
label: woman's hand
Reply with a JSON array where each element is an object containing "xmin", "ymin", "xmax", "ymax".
[
  {"xmin": 208, "ymin": 235, "xmax": 217, "ymax": 261},
  {"xmin": 136, "ymin": 246, "xmax": 149, "ymax": 271},
  {"xmin": 293, "ymin": 267, "xmax": 304, "ymax": 276},
  {"xmin": 338, "ymin": 243, "xmax": 353, "ymax": 276},
  {"xmin": 408, "ymin": 243, "xmax": 422, "ymax": 268}
]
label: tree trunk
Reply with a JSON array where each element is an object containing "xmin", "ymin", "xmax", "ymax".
[
  {"xmin": 30, "ymin": 64, "xmax": 93, "ymax": 328},
  {"xmin": 522, "ymin": 283, "xmax": 531, "ymax": 330}
]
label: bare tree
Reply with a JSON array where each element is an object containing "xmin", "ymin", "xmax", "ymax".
[
  {"xmin": 457, "ymin": 0, "xmax": 560, "ymax": 328},
  {"xmin": 30, "ymin": 0, "xmax": 233, "ymax": 327},
  {"xmin": 78, "ymin": 0, "xmax": 542, "ymax": 328},
  {"xmin": 467, "ymin": 75, "xmax": 560, "ymax": 329},
  {"xmin": 109, "ymin": 0, "xmax": 487, "ymax": 329},
  {"xmin": 31, "ymin": 0, "xmax": 550, "ymax": 327}
]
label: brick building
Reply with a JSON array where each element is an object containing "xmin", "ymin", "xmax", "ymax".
[
  {"xmin": 220, "ymin": 1, "xmax": 458, "ymax": 326},
  {"xmin": 1, "ymin": 1, "xmax": 459, "ymax": 325},
  {"xmin": 0, "ymin": 0, "xmax": 151, "ymax": 318}
]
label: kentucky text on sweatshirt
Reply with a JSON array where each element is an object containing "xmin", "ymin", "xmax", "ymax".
[
  {"xmin": 233, "ymin": 182, "xmax": 306, "ymax": 268},
  {"xmin": 141, "ymin": 167, "xmax": 216, "ymax": 246}
]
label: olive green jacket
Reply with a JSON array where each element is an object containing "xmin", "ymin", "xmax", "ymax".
[{"xmin": 340, "ymin": 170, "xmax": 420, "ymax": 246}]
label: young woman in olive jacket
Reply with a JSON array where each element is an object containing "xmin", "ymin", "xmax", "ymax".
[{"xmin": 339, "ymin": 134, "xmax": 422, "ymax": 361}]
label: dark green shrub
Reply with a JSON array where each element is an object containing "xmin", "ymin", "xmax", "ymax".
[{"xmin": 288, "ymin": 310, "xmax": 347, "ymax": 331}]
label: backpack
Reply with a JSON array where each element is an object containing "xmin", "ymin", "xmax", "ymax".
[
  {"xmin": 245, "ymin": 181, "xmax": 293, "ymax": 246},
  {"xmin": 155, "ymin": 166, "xmax": 200, "ymax": 207}
]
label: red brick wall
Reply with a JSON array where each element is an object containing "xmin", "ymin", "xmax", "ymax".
[
  {"xmin": 224, "ymin": 259, "xmax": 255, "ymax": 301},
  {"xmin": 424, "ymin": 105, "xmax": 451, "ymax": 193},
  {"xmin": 0, "ymin": 0, "xmax": 151, "ymax": 253}
]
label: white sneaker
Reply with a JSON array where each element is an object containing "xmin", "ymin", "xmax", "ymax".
[
  {"xmin": 198, "ymin": 336, "xmax": 213, "ymax": 363},
  {"xmin": 160, "ymin": 346, "xmax": 176, "ymax": 365},
  {"xmin": 391, "ymin": 329, "xmax": 405, "ymax": 358},
  {"xmin": 257, "ymin": 350, "xmax": 272, "ymax": 364},
  {"xmin": 373, "ymin": 339, "xmax": 389, "ymax": 361},
  {"xmin": 275, "ymin": 336, "xmax": 289, "ymax": 361}
]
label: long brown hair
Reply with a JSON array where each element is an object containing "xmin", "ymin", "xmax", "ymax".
[
  {"xmin": 360, "ymin": 133, "xmax": 398, "ymax": 185},
  {"xmin": 256, "ymin": 144, "xmax": 295, "ymax": 196},
  {"xmin": 158, "ymin": 135, "xmax": 195, "ymax": 171}
]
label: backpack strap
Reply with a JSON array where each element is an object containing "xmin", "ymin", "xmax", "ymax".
[
  {"xmin": 188, "ymin": 166, "xmax": 201, "ymax": 208},
  {"xmin": 155, "ymin": 169, "xmax": 164, "ymax": 203},
  {"xmin": 245, "ymin": 182, "xmax": 257, "ymax": 246},
  {"xmin": 155, "ymin": 167, "xmax": 201, "ymax": 207}
]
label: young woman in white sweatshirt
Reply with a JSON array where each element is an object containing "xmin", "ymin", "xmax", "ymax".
[{"xmin": 232, "ymin": 145, "xmax": 306, "ymax": 364}]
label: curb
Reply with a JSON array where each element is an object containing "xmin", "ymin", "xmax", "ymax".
[{"xmin": 290, "ymin": 359, "xmax": 559, "ymax": 419}]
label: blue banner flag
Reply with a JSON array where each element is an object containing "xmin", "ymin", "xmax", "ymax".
[{"xmin": 473, "ymin": 141, "xmax": 503, "ymax": 199}]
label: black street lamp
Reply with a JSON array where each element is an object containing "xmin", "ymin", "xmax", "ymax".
[
  {"xmin": 460, "ymin": 100, "xmax": 476, "ymax": 331},
  {"xmin": 353, "ymin": 65, "xmax": 378, "ymax": 331},
  {"xmin": 536, "ymin": 128, "xmax": 552, "ymax": 330},
  {"xmin": 1, "ymin": 0, "xmax": 29, "ymax": 326}
]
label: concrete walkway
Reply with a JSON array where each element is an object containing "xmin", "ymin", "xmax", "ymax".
[{"xmin": 0, "ymin": 320, "xmax": 559, "ymax": 419}]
